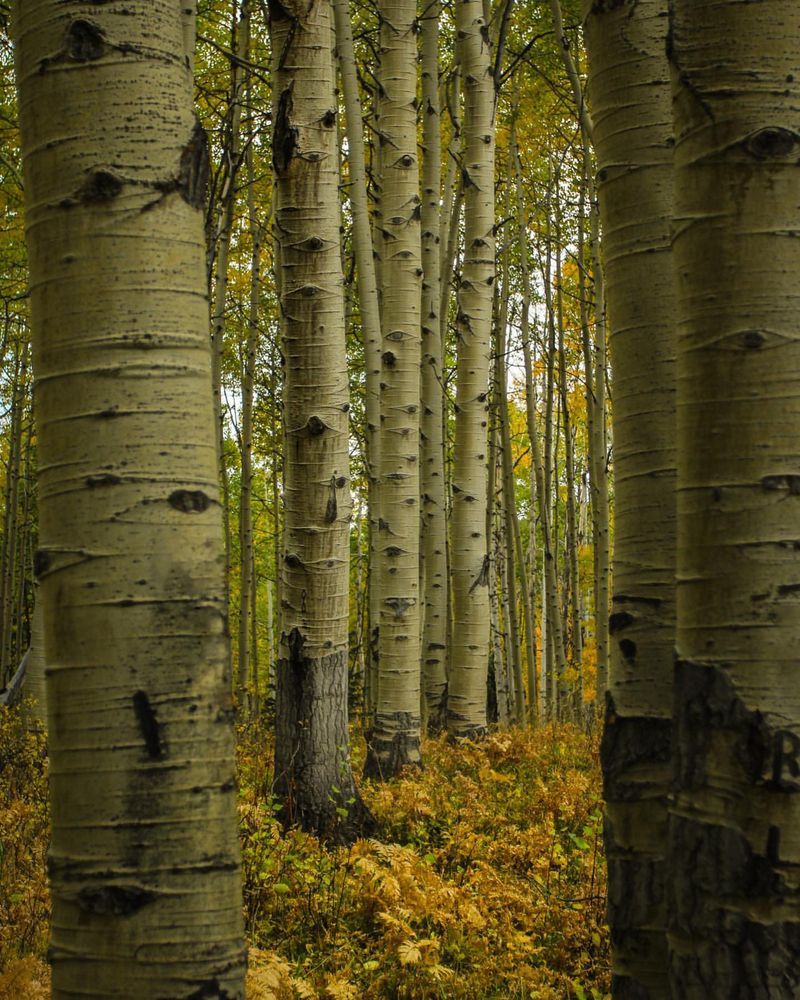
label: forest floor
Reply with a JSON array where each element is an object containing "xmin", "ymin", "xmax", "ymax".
[{"xmin": 0, "ymin": 710, "xmax": 609, "ymax": 999}]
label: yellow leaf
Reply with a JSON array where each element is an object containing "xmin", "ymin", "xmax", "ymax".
[{"xmin": 398, "ymin": 940, "xmax": 422, "ymax": 965}]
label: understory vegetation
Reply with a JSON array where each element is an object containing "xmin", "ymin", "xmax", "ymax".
[{"xmin": 0, "ymin": 709, "xmax": 608, "ymax": 999}]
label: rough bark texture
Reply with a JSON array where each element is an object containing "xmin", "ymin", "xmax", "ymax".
[
  {"xmin": 269, "ymin": 0, "xmax": 370, "ymax": 839},
  {"xmin": 584, "ymin": 0, "xmax": 676, "ymax": 993},
  {"xmin": 447, "ymin": 0, "xmax": 495, "ymax": 740},
  {"xmin": 363, "ymin": 0, "xmax": 423, "ymax": 777},
  {"xmin": 668, "ymin": 2, "xmax": 800, "ymax": 995},
  {"xmin": 14, "ymin": 2, "xmax": 246, "ymax": 996}
]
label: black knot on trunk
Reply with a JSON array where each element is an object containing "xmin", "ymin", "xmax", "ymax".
[
  {"xmin": 306, "ymin": 415, "xmax": 326, "ymax": 436},
  {"xmin": 67, "ymin": 19, "xmax": 105, "ymax": 61},
  {"xmin": 178, "ymin": 122, "xmax": 210, "ymax": 209},
  {"xmin": 168, "ymin": 489, "xmax": 212, "ymax": 513},
  {"xmin": 79, "ymin": 170, "xmax": 123, "ymax": 203},
  {"xmin": 744, "ymin": 126, "xmax": 799, "ymax": 160}
]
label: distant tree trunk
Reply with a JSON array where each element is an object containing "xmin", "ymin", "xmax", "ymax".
[
  {"xmin": 668, "ymin": 3, "xmax": 800, "ymax": 994},
  {"xmin": 209, "ymin": 0, "xmax": 249, "ymax": 583},
  {"xmin": 577, "ymin": 163, "xmax": 609, "ymax": 708},
  {"xmin": 419, "ymin": 0, "xmax": 448, "ymax": 735},
  {"xmin": 554, "ymin": 190, "xmax": 582, "ymax": 679},
  {"xmin": 520, "ymin": 206, "xmax": 567, "ymax": 719},
  {"xmin": 364, "ymin": 0, "xmax": 423, "ymax": 777},
  {"xmin": 497, "ymin": 231, "xmax": 537, "ymax": 723},
  {"xmin": 238, "ymin": 52, "xmax": 261, "ymax": 714},
  {"xmin": 493, "ymin": 301, "xmax": 525, "ymax": 728},
  {"xmin": 584, "ymin": 0, "xmax": 677, "ymax": 993},
  {"xmin": 549, "ymin": 0, "xmax": 609, "ymax": 701},
  {"xmin": 14, "ymin": 1, "xmax": 246, "ymax": 993},
  {"xmin": 1, "ymin": 343, "xmax": 24, "ymax": 683},
  {"xmin": 332, "ymin": 0, "xmax": 383, "ymax": 729},
  {"xmin": 448, "ymin": 0, "xmax": 496, "ymax": 739},
  {"xmin": 269, "ymin": 0, "xmax": 371, "ymax": 838}
]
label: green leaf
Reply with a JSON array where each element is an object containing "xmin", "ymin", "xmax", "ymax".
[{"xmin": 273, "ymin": 882, "xmax": 291, "ymax": 895}]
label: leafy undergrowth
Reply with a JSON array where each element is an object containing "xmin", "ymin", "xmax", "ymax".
[
  {"xmin": 0, "ymin": 708, "xmax": 608, "ymax": 999},
  {"xmin": 240, "ymin": 723, "xmax": 609, "ymax": 1000}
]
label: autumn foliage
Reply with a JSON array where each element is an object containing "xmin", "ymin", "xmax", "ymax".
[{"xmin": 0, "ymin": 708, "xmax": 609, "ymax": 999}]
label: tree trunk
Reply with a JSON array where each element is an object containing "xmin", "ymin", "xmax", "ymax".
[
  {"xmin": 1, "ymin": 343, "xmax": 24, "ymax": 683},
  {"xmin": 584, "ymin": 0, "xmax": 677, "ymax": 992},
  {"xmin": 332, "ymin": 0, "xmax": 383, "ymax": 730},
  {"xmin": 419, "ymin": 0, "xmax": 448, "ymax": 735},
  {"xmin": 363, "ymin": 0, "xmax": 423, "ymax": 777},
  {"xmin": 668, "ymin": 3, "xmax": 800, "ymax": 994},
  {"xmin": 14, "ymin": 2, "xmax": 246, "ymax": 993},
  {"xmin": 238, "ymin": 46, "xmax": 261, "ymax": 714},
  {"xmin": 269, "ymin": 0, "xmax": 371, "ymax": 838},
  {"xmin": 448, "ymin": 0, "xmax": 495, "ymax": 739},
  {"xmin": 209, "ymin": 0, "xmax": 249, "ymax": 587}
]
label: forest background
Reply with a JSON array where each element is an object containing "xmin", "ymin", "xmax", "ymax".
[{"xmin": 0, "ymin": 0, "xmax": 612, "ymax": 996}]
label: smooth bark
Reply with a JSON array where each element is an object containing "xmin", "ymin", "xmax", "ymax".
[
  {"xmin": 669, "ymin": 3, "xmax": 800, "ymax": 993},
  {"xmin": 269, "ymin": 0, "xmax": 371, "ymax": 837},
  {"xmin": 15, "ymin": 2, "xmax": 247, "ymax": 993}
]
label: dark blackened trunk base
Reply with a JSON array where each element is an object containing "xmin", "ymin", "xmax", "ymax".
[
  {"xmin": 274, "ymin": 642, "xmax": 373, "ymax": 845},
  {"xmin": 668, "ymin": 659, "xmax": 800, "ymax": 999},
  {"xmin": 363, "ymin": 710, "xmax": 422, "ymax": 780},
  {"xmin": 602, "ymin": 694, "xmax": 672, "ymax": 999}
]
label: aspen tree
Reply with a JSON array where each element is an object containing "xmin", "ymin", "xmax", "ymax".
[
  {"xmin": 0, "ymin": 342, "xmax": 24, "ymax": 681},
  {"xmin": 668, "ymin": 3, "xmax": 800, "ymax": 993},
  {"xmin": 584, "ymin": 0, "xmax": 676, "ymax": 992},
  {"xmin": 548, "ymin": 0, "xmax": 610, "ymax": 699},
  {"xmin": 493, "ymin": 281, "xmax": 524, "ymax": 725},
  {"xmin": 332, "ymin": 0, "xmax": 383, "ymax": 725},
  {"xmin": 419, "ymin": 0, "xmax": 448, "ymax": 734},
  {"xmin": 209, "ymin": 0, "xmax": 249, "ymax": 591},
  {"xmin": 269, "ymin": 0, "xmax": 371, "ymax": 836},
  {"xmin": 447, "ymin": 0, "xmax": 496, "ymax": 739},
  {"xmin": 14, "ymin": 1, "xmax": 246, "ymax": 994},
  {"xmin": 364, "ymin": 0, "xmax": 423, "ymax": 776},
  {"xmin": 238, "ymin": 48, "xmax": 262, "ymax": 714},
  {"xmin": 497, "ymin": 220, "xmax": 537, "ymax": 723}
]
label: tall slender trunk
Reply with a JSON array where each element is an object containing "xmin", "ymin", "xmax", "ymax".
[
  {"xmin": 210, "ymin": 0, "xmax": 249, "ymax": 583},
  {"xmin": 497, "ymin": 231, "xmax": 537, "ymax": 724},
  {"xmin": 269, "ymin": 0, "xmax": 371, "ymax": 837},
  {"xmin": 448, "ymin": 0, "xmax": 495, "ymax": 739},
  {"xmin": 519, "ymin": 196, "xmax": 567, "ymax": 721},
  {"xmin": 238, "ymin": 44, "xmax": 261, "ymax": 714},
  {"xmin": 577, "ymin": 164, "xmax": 609, "ymax": 707},
  {"xmin": 493, "ymin": 290, "xmax": 524, "ymax": 728},
  {"xmin": 1, "ymin": 343, "xmax": 24, "ymax": 682},
  {"xmin": 332, "ymin": 0, "xmax": 384, "ymax": 728},
  {"xmin": 548, "ymin": 0, "xmax": 610, "ymax": 700},
  {"xmin": 668, "ymin": 3, "xmax": 800, "ymax": 993},
  {"xmin": 14, "ymin": 2, "xmax": 246, "ymax": 993},
  {"xmin": 364, "ymin": 0, "xmax": 423, "ymax": 777},
  {"xmin": 554, "ymin": 188, "xmax": 582, "ymax": 681},
  {"xmin": 419, "ymin": 0, "xmax": 448, "ymax": 734},
  {"xmin": 584, "ymin": 0, "xmax": 676, "ymax": 992}
]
